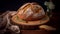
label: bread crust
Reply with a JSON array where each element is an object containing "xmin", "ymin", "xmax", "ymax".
[{"xmin": 17, "ymin": 3, "xmax": 45, "ymax": 21}]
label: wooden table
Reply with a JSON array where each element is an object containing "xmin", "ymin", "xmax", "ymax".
[{"xmin": 21, "ymin": 30, "xmax": 54, "ymax": 34}]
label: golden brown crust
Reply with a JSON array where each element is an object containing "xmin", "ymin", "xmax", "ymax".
[{"xmin": 16, "ymin": 2, "xmax": 45, "ymax": 21}]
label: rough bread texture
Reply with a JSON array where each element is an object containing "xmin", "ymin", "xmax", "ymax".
[{"xmin": 17, "ymin": 3, "xmax": 45, "ymax": 21}]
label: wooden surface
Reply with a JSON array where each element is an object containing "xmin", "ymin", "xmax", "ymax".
[
  {"xmin": 21, "ymin": 30, "xmax": 54, "ymax": 34},
  {"xmin": 5, "ymin": 30, "xmax": 55, "ymax": 34},
  {"xmin": 12, "ymin": 15, "xmax": 49, "ymax": 25}
]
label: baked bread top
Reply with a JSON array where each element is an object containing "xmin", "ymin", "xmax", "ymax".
[{"xmin": 17, "ymin": 3, "xmax": 45, "ymax": 21}]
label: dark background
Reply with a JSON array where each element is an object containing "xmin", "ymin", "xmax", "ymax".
[{"xmin": 0, "ymin": 0, "xmax": 57, "ymax": 13}]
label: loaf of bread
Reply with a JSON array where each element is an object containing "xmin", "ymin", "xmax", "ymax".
[{"xmin": 17, "ymin": 3, "xmax": 45, "ymax": 21}]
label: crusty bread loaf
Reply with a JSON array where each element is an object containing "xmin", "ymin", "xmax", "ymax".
[{"xmin": 17, "ymin": 3, "xmax": 45, "ymax": 21}]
